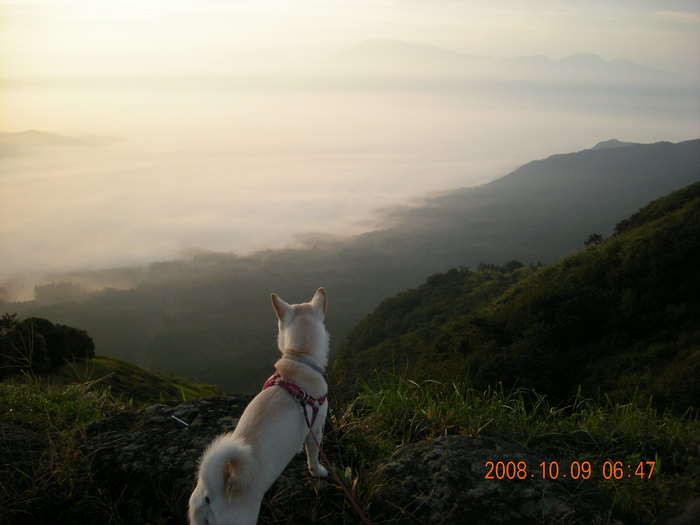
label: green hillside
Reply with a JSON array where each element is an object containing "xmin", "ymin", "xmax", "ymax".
[
  {"xmin": 332, "ymin": 182, "xmax": 700, "ymax": 411},
  {"xmin": 2, "ymin": 349, "xmax": 221, "ymax": 407},
  {"xmin": 1, "ymin": 355, "xmax": 221, "ymax": 436},
  {"xmin": 48, "ymin": 355, "xmax": 222, "ymax": 404}
]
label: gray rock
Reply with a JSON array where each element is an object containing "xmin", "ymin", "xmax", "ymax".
[
  {"xmin": 0, "ymin": 424, "xmax": 50, "ymax": 524},
  {"xmin": 81, "ymin": 395, "xmax": 254, "ymax": 524},
  {"xmin": 80, "ymin": 394, "xmax": 335, "ymax": 524},
  {"xmin": 0, "ymin": 423, "xmax": 45, "ymax": 473},
  {"xmin": 659, "ymin": 497, "xmax": 700, "ymax": 525},
  {"xmin": 371, "ymin": 435, "xmax": 623, "ymax": 524}
]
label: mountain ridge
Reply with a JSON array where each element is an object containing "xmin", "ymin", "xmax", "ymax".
[
  {"xmin": 0, "ymin": 130, "xmax": 123, "ymax": 157},
  {"xmin": 330, "ymin": 40, "xmax": 680, "ymax": 82}
]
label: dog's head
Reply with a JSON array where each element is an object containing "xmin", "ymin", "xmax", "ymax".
[{"xmin": 270, "ymin": 287, "xmax": 329, "ymax": 366}]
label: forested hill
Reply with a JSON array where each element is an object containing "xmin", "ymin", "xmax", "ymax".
[
  {"xmin": 4, "ymin": 140, "xmax": 698, "ymax": 393},
  {"xmin": 332, "ymin": 182, "xmax": 700, "ymax": 411},
  {"xmin": 358, "ymin": 139, "xmax": 700, "ymax": 271}
]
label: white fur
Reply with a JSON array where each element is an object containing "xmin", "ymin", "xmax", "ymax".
[{"xmin": 189, "ymin": 288, "xmax": 330, "ymax": 525}]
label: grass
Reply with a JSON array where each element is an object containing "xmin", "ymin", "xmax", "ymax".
[
  {"xmin": 1, "ymin": 368, "xmax": 697, "ymax": 524},
  {"xmin": 0, "ymin": 357, "xmax": 222, "ymax": 524},
  {"xmin": 0, "ymin": 373, "xmax": 121, "ymax": 524},
  {"xmin": 333, "ymin": 372, "xmax": 699, "ymax": 524}
]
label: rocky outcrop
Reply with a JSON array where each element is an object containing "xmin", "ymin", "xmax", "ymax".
[
  {"xmin": 0, "ymin": 423, "xmax": 45, "ymax": 476},
  {"xmin": 78, "ymin": 396, "xmax": 628, "ymax": 524},
  {"xmin": 1, "ymin": 424, "xmax": 50, "ymax": 523},
  {"xmin": 371, "ymin": 435, "xmax": 623, "ymax": 524},
  {"xmin": 81, "ymin": 395, "xmax": 253, "ymax": 524},
  {"xmin": 659, "ymin": 497, "xmax": 700, "ymax": 525},
  {"xmin": 80, "ymin": 394, "xmax": 338, "ymax": 524}
]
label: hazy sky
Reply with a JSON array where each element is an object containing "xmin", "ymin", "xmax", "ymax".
[
  {"xmin": 1, "ymin": 0, "xmax": 699, "ymax": 78},
  {"xmin": 1, "ymin": 0, "xmax": 699, "ymax": 300}
]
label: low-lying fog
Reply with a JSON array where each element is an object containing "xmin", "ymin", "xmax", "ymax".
[{"xmin": 2, "ymin": 55, "xmax": 699, "ymax": 301}]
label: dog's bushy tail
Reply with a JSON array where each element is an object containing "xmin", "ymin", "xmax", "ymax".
[{"xmin": 199, "ymin": 434, "xmax": 254, "ymax": 498}]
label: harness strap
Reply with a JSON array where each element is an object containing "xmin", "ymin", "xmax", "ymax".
[{"xmin": 261, "ymin": 371, "xmax": 327, "ymax": 427}]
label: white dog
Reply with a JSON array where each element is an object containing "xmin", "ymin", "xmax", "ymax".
[{"xmin": 188, "ymin": 288, "xmax": 330, "ymax": 525}]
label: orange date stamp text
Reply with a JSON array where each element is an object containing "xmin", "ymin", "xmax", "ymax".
[{"xmin": 484, "ymin": 460, "xmax": 655, "ymax": 480}]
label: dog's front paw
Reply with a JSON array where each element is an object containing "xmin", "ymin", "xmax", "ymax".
[{"xmin": 309, "ymin": 464, "xmax": 328, "ymax": 478}]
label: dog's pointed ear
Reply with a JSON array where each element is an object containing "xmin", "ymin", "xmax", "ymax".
[
  {"xmin": 271, "ymin": 293, "xmax": 292, "ymax": 321},
  {"xmin": 310, "ymin": 287, "xmax": 327, "ymax": 316}
]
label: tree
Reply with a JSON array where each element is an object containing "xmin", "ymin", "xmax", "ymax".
[
  {"xmin": 0, "ymin": 314, "xmax": 50, "ymax": 378},
  {"xmin": 0, "ymin": 315, "xmax": 94, "ymax": 378},
  {"xmin": 584, "ymin": 233, "xmax": 603, "ymax": 248}
]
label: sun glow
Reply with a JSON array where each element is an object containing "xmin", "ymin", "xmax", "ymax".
[{"xmin": 0, "ymin": 0, "xmax": 698, "ymax": 295}]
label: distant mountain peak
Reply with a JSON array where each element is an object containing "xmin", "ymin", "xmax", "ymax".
[
  {"xmin": 592, "ymin": 139, "xmax": 639, "ymax": 150},
  {"xmin": 611, "ymin": 58, "xmax": 639, "ymax": 68},
  {"xmin": 514, "ymin": 55, "xmax": 554, "ymax": 65},
  {"xmin": 0, "ymin": 130, "xmax": 122, "ymax": 157},
  {"xmin": 560, "ymin": 53, "xmax": 609, "ymax": 66},
  {"xmin": 0, "ymin": 129, "xmax": 85, "ymax": 149},
  {"xmin": 9, "ymin": 129, "xmax": 71, "ymax": 140}
]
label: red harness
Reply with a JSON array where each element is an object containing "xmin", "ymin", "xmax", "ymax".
[{"xmin": 261, "ymin": 370, "xmax": 328, "ymax": 427}]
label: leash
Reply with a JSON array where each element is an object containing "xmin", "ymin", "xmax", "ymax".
[
  {"xmin": 302, "ymin": 404, "xmax": 373, "ymax": 525},
  {"xmin": 262, "ymin": 366, "xmax": 372, "ymax": 524}
]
